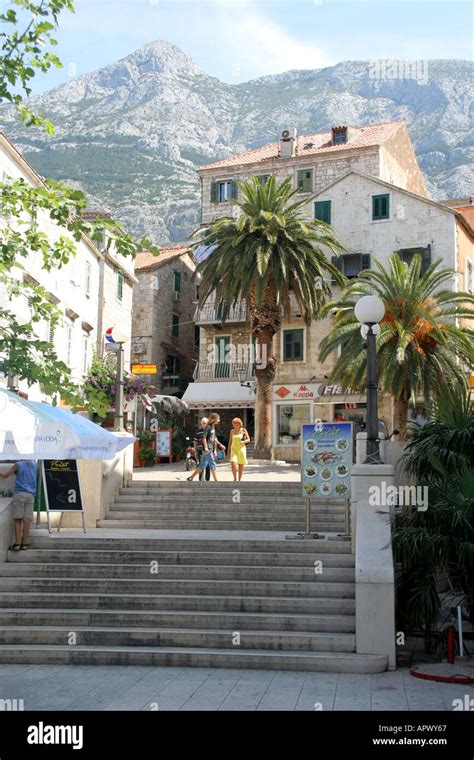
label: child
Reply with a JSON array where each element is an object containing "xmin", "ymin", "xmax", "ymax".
[{"xmin": 187, "ymin": 413, "xmax": 221, "ymax": 482}]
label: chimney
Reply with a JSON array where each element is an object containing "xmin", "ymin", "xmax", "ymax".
[{"xmin": 280, "ymin": 127, "xmax": 297, "ymax": 158}]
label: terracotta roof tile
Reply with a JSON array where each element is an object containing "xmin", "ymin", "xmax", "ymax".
[
  {"xmin": 134, "ymin": 245, "xmax": 189, "ymax": 272},
  {"xmin": 200, "ymin": 121, "xmax": 404, "ymax": 171}
]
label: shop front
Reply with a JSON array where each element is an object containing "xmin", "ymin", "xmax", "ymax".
[
  {"xmin": 272, "ymin": 382, "xmax": 392, "ymax": 462},
  {"xmin": 182, "ymin": 381, "xmax": 256, "ymax": 447}
]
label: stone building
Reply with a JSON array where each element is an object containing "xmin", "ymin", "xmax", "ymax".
[
  {"xmin": 131, "ymin": 247, "xmax": 198, "ymax": 399},
  {"xmin": 0, "ymin": 131, "xmax": 135, "ymax": 401},
  {"xmin": 184, "ymin": 121, "xmax": 473, "ymax": 461}
]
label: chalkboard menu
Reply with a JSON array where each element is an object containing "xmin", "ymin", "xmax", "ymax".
[
  {"xmin": 301, "ymin": 422, "xmax": 353, "ymax": 499},
  {"xmin": 42, "ymin": 460, "xmax": 84, "ymax": 512}
]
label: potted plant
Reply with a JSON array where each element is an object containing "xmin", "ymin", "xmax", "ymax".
[{"xmin": 137, "ymin": 430, "xmax": 156, "ymax": 467}]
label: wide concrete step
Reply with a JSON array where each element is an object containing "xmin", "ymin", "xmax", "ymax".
[
  {"xmin": 0, "ymin": 644, "xmax": 387, "ymax": 673},
  {"xmin": 0, "ymin": 592, "xmax": 356, "ymax": 614},
  {"xmin": 0, "ymin": 563, "xmax": 355, "ymax": 582},
  {"xmin": 0, "ymin": 577, "xmax": 355, "ymax": 597},
  {"xmin": 26, "ymin": 537, "xmax": 352, "ymax": 553},
  {"xmin": 115, "ymin": 494, "xmax": 345, "ymax": 507},
  {"xmin": 0, "ymin": 626, "xmax": 356, "ymax": 652},
  {"xmin": 97, "ymin": 519, "xmax": 345, "ymax": 531},
  {"xmin": 6, "ymin": 549, "xmax": 355, "ymax": 567},
  {"xmin": 126, "ymin": 483, "xmax": 305, "ymax": 491},
  {"xmin": 109, "ymin": 504, "xmax": 346, "ymax": 518},
  {"xmin": 0, "ymin": 608, "xmax": 356, "ymax": 633}
]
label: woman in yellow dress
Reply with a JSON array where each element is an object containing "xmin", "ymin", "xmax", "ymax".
[{"xmin": 229, "ymin": 417, "xmax": 251, "ymax": 482}]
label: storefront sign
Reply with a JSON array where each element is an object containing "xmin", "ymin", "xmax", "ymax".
[
  {"xmin": 301, "ymin": 422, "xmax": 353, "ymax": 499},
  {"xmin": 274, "ymin": 384, "xmax": 318, "ymax": 400},
  {"xmin": 131, "ymin": 363, "xmax": 157, "ymax": 375}
]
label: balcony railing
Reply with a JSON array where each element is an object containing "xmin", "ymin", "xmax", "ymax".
[
  {"xmin": 195, "ymin": 299, "xmax": 248, "ymax": 325},
  {"xmin": 193, "ymin": 361, "xmax": 256, "ymax": 382}
]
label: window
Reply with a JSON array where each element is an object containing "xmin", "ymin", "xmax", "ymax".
[
  {"xmin": 331, "ymin": 253, "xmax": 371, "ymax": 280},
  {"xmin": 332, "ymin": 128, "xmax": 348, "ymax": 145},
  {"xmin": 283, "ymin": 329, "xmax": 304, "ymax": 361},
  {"xmin": 397, "ymin": 246, "xmax": 431, "ymax": 276},
  {"xmin": 256, "ymin": 174, "xmax": 270, "ymax": 185},
  {"xmin": 66, "ymin": 322, "xmax": 73, "ymax": 366},
  {"xmin": 164, "ymin": 355, "xmax": 180, "ymax": 375},
  {"xmin": 466, "ymin": 259, "xmax": 473, "ymax": 294},
  {"xmin": 297, "ymin": 169, "xmax": 313, "ymax": 193},
  {"xmin": 82, "ymin": 334, "xmax": 89, "ymax": 375},
  {"xmin": 210, "ymin": 179, "xmax": 237, "ymax": 203},
  {"xmin": 314, "ymin": 201, "xmax": 331, "ymax": 224},
  {"xmin": 277, "ymin": 404, "xmax": 311, "ymax": 445},
  {"xmin": 171, "ymin": 313, "xmax": 180, "ymax": 337},
  {"xmin": 85, "ymin": 262, "xmax": 91, "ymax": 297},
  {"xmin": 117, "ymin": 271, "xmax": 123, "ymax": 301},
  {"xmin": 173, "ymin": 270, "xmax": 181, "ymax": 293},
  {"xmin": 194, "ymin": 325, "xmax": 200, "ymax": 349},
  {"xmin": 372, "ymin": 194, "xmax": 390, "ymax": 220}
]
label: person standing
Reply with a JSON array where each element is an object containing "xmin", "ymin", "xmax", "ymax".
[
  {"xmin": 194, "ymin": 416, "xmax": 211, "ymax": 482},
  {"xmin": 0, "ymin": 460, "xmax": 38, "ymax": 551},
  {"xmin": 187, "ymin": 413, "xmax": 221, "ymax": 482},
  {"xmin": 229, "ymin": 418, "xmax": 250, "ymax": 482}
]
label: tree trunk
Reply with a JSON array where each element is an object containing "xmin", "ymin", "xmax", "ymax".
[
  {"xmin": 393, "ymin": 396, "xmax": 409, "ymax": 441},
  {"xmin": 253, "ymin": 329, "xmax": 276, "ymax": 460}
]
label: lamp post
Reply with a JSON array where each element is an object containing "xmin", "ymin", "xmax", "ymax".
[
  {"xmin": 107, "ymin": 326, "xmax": 128, "ymax": 432},
  {"xmin": 355, "ymin": 295, "xmax": 385, "ymax": 464}
]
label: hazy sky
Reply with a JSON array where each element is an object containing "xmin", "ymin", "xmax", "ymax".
[{"xmin": 23, "ymin": 0, "xmax": 474, "ymax": 93}]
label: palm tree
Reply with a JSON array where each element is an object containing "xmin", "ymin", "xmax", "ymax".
[
  {"xmin": 319, "ymin": 253, "xmax": 474, "ymax": 439},
  {"xmin": 192, "ymin": 176, "xmax": 345, "ymax": 459}
]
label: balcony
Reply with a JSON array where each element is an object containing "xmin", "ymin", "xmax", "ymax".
[
  {"xmin": 195, "ymin": 299, "xmax": 248, "ymax": 325},
  {"xmin": 193, "ymin": 361, "xmax": 256, "ymax": 382}
]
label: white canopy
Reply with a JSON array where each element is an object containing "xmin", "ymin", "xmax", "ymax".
[
  {"xmin": 0, "ymin": 389, "xmax": 135, "ymax": 460},
  {"xmin": 182, "ymin": 382, "xmax": 255, "ymax": 410}
]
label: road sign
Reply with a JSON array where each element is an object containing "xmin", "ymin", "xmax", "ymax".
[
  {"xmin": 131, "ymin": 363, "xmax": 157, "ymax": 375},
  {"xmin": 105, "ymin": 342, "xmax": 121, "ymax": 352}
]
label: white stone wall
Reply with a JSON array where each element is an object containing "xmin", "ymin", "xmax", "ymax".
[{"xmin": 0, "ymin": 136, "xmax": 134, "ymax": 399}]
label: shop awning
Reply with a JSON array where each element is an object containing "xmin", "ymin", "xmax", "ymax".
[{"xmin": 182, "ymin": 382, "xmax": 256, "ymax": 410}]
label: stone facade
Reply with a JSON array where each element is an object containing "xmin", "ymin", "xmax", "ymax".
[
  {"xmin": 131, "ymin": 248, "xmax": 198, "ymax": 396},
  {"xmin": 0, "ymin": 132, "xmax": 134, "ymax": 400}
]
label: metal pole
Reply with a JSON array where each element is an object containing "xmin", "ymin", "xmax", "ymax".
[
  {"xmin": 364, "ymin": 324, "xmax": 383, "ymax": 464},
  {"xmin": 305, "ymin": 497, "xmax": 311, "ymax": 534},
  {"xmin": 114, "ymin": 343, "xmax": 125, "ymax": 432},
  {"xmin": 457, "ymin": 604, "xmax": 464, "ymax": 656}
]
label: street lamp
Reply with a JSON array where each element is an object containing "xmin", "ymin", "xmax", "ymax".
[
  {"xmin": 108, "ymin": 326, "xmax": 128, "ymax": 432},
  {"xmin": 355, "ymin": 295, "xmax": 385, "ymax": 464},
  {"xmin": 237, "ymin": 367, "xmax": 255, "ymax": 390}
]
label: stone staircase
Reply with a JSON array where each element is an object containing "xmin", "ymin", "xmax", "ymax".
[
  {"xmin": 0, "ymin": 535, "xmax": 387, "ymax": 672},
  {"xmin": 98, "ymin": 481, "xmax": 348, "ymax": 533}
]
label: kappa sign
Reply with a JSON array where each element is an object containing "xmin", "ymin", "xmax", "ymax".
[{"xmin": 274, "ymin": 384, "xmax": 317, "ymax": 400}]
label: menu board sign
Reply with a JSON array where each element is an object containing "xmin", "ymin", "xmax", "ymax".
[{"xmin": 301, "ymin": 422, "xmax": 353, "ymax": 499}]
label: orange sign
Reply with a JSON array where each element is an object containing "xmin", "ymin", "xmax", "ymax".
[{"xmin": 131, "ymin": 363, "xmax": 157, "ymax": 375}]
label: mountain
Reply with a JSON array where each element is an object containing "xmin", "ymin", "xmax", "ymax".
[{"xmin": 1, "ymin": 41, "xmax": 472, "ymax": 244}]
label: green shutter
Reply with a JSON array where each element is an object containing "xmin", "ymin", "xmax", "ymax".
[
  {"xmin": 172, "ymin": 314, "xmax": 179, "ymax": 337},
  {"xmin": 297, "ymin": 169, "xmax": 313, "ymax": 193},
  {"xmin": 372, "ymin": 194, "xmax": 390, "ymax": 220},
  {"xmin": 210, "ymin": 179, "xmax": 218, "ymax": 203},
  {"xmin": 117, "ymin": 272, "xmax": 123, "ymax": 301},
  {"xmin": 361, "ymin": 254, "xmax": 371, "ymax": 270},
  {"xmin": 331, "ymin": 255, "xmax": 343, "ymax": 283},
  {"xmin": 174, "ymin": 271, "xmax": 181, "ymax": 292},
  {"xmin": 315, "ymin": 201, "xmax": 331, "ymax": 224},
  {"xmin": 230, "ymin": 180, "xmax": 238, "ymax": 199},
  {"xmin": 421, "ymin": 245, "xmax": 431, "ymax": 275}
]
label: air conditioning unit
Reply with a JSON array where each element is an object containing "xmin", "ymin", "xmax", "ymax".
[
  {"xmin": 132, "ymin": 342, "xmax": 145, "ymax": 355},
  {"xmin": 281, "ymin": 128, "xmax": 297, "ymax": 141},
  {"xmin": 172, "ymin": 291, "xmax": 181, "ymax": 302}
]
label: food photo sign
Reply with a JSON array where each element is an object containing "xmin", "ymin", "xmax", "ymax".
[{"xmin": 301, "ymin": 422, "xmax": 353, "ymax": 499}]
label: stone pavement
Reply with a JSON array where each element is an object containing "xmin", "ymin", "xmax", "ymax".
[
  {"xmin": 134, "ymin": 460, "xmax": 301, "ymax": 482},
  {"xmin": 0, "ymin": 664, "xmax": 469, "ymax": 711}
]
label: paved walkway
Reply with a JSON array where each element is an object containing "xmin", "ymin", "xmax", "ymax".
[
  {"xmin": 134, "ymin": 460, "xmax": 301, "ymax": 482},
  {"xmin": 0, "ymin": 664, "xmax": 468, "ymax": 711}
]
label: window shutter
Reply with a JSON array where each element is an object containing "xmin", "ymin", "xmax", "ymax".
[
  {"xmin": 304, "ymin": 170, "xmax": 312, "ymax": 192},
  {"xmin": 421, "ymin": 245, "xmax": 431, "ymax": 275},
  {"xmin": 230, "ymin": 180, "xmax": 238, "ymax": 199},
  {"xmin": 361, "ymin": 254, "xmax": 371, "ymax": 270},
  {"xmin": 331, "ymin": 255, "xmax": 343, "ymax": 282},
  {"xmin": 210, "ymin": 179, "xmax": 218, "ymax": 203}
]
